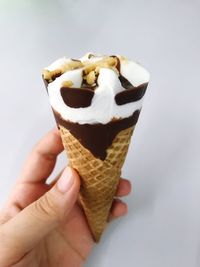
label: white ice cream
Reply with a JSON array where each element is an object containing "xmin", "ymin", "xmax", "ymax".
[{"xmin": 44, "ymin": 53, "xmax": 150, "ymax": 124}]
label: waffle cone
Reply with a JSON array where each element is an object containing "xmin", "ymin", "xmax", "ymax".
[{"xmin": 59, "ymin": 125, "xmax": 134, "ymax": 242}]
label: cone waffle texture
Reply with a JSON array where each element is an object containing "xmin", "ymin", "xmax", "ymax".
[{"xmin": 59, "ymin": 125, "xmax": 134, "ymax": 242}]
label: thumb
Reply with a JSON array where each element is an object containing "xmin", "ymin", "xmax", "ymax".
[{"xmin": 0, "ymin": 167, "xmax": 80, "ymax": 262}]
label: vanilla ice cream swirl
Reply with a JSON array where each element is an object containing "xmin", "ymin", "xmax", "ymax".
[{"xmin": 43, "ymin": 53, "xmax": 150, "ymax": 124}]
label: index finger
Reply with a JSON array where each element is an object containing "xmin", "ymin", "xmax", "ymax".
[{"xmin": 18, "ymin": 128, "xmax": 64, "ymax": 184}]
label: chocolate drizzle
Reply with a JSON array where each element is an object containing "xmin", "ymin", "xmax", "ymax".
[
  {"xmin": 119, "ymin": 75, "xmax": 133, "ymax": 89},
  {"xmin": 60, "ymin": 87, "xmax": 94, "ymax": 108},
  {"xmin": 53, "ymin": 109, "xmax": 140, "ymax": 160}
]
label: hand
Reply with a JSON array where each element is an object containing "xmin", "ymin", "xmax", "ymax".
[{"xmin": 0, "ymin": 129, "xmax": 132, "ymax": 267}]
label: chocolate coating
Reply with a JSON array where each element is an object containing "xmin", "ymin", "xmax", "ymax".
[
  {"xmin": 53, "ymin": 109, "xmax": 140, "ymax": 160},
  {"xmin": 60, "ymin": 87, "xmax": 94, "ymax": 108},
  {"xmin": 115, "ymin": 83, "xmax": 148, "ymax": 105}
]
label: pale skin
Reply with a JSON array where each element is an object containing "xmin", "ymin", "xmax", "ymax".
[{"xmin": 0, "ymin": 129, "xmax": 132, "ymax": 267}]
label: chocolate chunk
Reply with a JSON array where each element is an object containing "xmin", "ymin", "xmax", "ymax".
[
  {"xmin": 60, "ymin": 87, "xmax": 94, "ymax": 108},
  {"xmin": 115, "ymin": 83, "xmax": 148, "ymax": 105}
]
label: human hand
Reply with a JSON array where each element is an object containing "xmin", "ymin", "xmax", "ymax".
[{"xmin": 0, "ymin": 129, "xmax": 132, "ymax": 267}]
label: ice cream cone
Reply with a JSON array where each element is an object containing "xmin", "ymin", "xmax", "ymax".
[
  {"xmin": 42, "ymin": 52, "xmax": 150, "ymax": 242},
  {"xmin": 59, "ymin": 125, "xmax": 134, "ymax": 242}
]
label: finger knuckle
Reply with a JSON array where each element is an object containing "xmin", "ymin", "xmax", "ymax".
[{"xmin": 33, "ymin": 193, "xmax": 61, "ymax": 222}]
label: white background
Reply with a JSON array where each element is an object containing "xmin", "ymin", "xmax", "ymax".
[{"xmin": 0, "ymin": 0, "xmax": 200, "ymax": 266}]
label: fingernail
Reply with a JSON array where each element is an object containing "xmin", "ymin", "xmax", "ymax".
[{"xmin": 57, "ymin": 167, "xmax": 74, "ymax": 193}]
